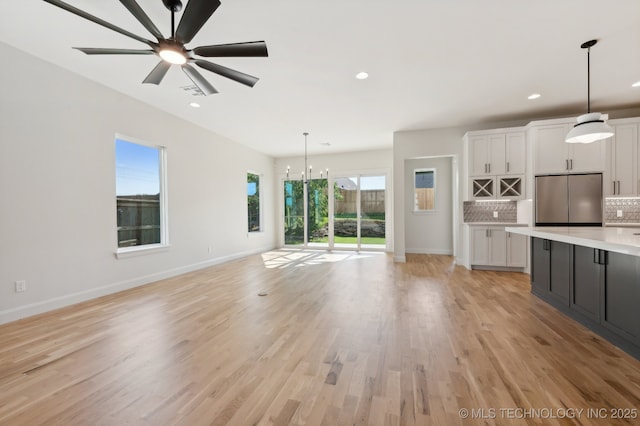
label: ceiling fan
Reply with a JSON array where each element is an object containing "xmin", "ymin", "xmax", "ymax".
[{"xmin": 43, "ymin": 0, "xmax": 268, "ymax": 95}]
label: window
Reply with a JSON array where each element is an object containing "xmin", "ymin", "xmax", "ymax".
[
  {"xmin": 247, "ymin": 172, "xmax": 261, "ymax": 232},
  {"xmin": 115, "ymin": 137, "xmax": 167, "ymax": 251},
  {"xmin": 414, "ymin": 169, "xmax": 436, "ymax": 211}
]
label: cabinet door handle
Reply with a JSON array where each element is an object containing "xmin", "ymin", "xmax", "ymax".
[
  {"xmin": 613, "ymin": 181, "xmax": 617, "ymax": 195},
  {"xmin": 593, "ymin": 248, "xmax": 599, "ymax": 264},
  {"xmin": 565, "ymin": 159, "xmax": 569, "ymax": 170},
  {"xmin": 617, "ymin": 180, "xmax": 621, "ymax": 194},
  {"xmin": 488, "ymin": 163, "xmax": 491, "ymax": 173},
  {"xmin": 506, "ymin": 162, "xmax": 510, "ymax": 172},
  {"xmin": 600, "ymin": 250, "xmax": 608, "ymax": 265},
  {"xmin": 570, "ymin": 159, "xmax": 573, "ymax": 170}
]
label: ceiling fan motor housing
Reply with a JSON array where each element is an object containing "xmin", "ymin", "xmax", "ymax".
[{"xmin": 162, "ymin": 0, "xmax": 183, "ymax": 12}]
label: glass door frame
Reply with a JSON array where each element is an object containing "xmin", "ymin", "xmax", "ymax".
[{"xmin": 281, "ymin": 170, "xmax": 389, "ymax": 251}]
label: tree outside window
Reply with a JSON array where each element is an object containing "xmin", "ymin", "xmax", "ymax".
[{"xmin": 247, "ymin": 172, "xmax": 261, "ymax": 232}]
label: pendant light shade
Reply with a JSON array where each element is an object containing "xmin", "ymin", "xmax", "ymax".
[
  {"xmin": 566, "ymin": 112, "xmax": 614, "ymax": 143},
  {"xmin": 565, "ymin": 39, "xmax": 614, "ymax": 144}
]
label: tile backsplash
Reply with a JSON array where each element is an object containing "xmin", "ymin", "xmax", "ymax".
[
  {"xmin": 604, "ymin": 197, "xmax": 640, "ymax": 223},
  {"xmin": 463, "ymin": 200, "xmax": 517, "ymax": 223}
]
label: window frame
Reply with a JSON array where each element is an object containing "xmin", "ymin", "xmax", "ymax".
[
  {"xmin": 247, "ymin": 171, "xmax": 263, "ymax": 233},
  {"xmin": 115, "ymin": 133, "xmax": 169, "ymax": 258},
  {"xmin": 413, "ymin": 168, "xmax": 436, "ymax": 213}
]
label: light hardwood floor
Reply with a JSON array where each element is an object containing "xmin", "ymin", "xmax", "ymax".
[{"xmin": 1, "ymin": 250, "xmax": 639, "ymax": 425}]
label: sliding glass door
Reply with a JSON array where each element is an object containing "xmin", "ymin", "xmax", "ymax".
[
  {"xmin": 333, "ymin": 175, "xmax": 386, "ymax": 250},
  {"xmin": 283, "ymin": 174, "xmax": 386, "ymax": 250},
  {"xmin": 284, "ymin": 178, "xmax": 329, "ymax": 247},
  {"xmin": 360, "ymin": 175, "xmax": 386, "ymax": 249},
  {"xmin": 284, "ymin": 180, "xmax": 304, "ymax": 245},
  {"xmin": 307, "ymin": 178, "xmax": 329, "ymax": 247}
]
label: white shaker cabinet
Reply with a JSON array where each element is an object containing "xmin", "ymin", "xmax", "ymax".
[
  {"xmin": 532, "ymin": 122, "xmax": 607, "ymax": 175},
  {"xmin": 606, "ymin": 119, "xmax": 640, "ymax": 196},
  {"xmin": 505, "ymin": 133, "xmax": 526, "ymax": 175},
  {"xmin": 470, "ymin": 226, "xmax": 526, "ymax": 268},
  {"xmin": 468, "ymin": 132, "xmax": 525, "ymax": 177}
]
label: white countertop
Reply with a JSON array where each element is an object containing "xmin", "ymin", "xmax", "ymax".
[{"xmin": 505, "ymin": 226, "xmax": 640, "ymax": 256}]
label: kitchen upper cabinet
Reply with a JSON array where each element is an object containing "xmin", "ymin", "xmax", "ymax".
[
  {"xmin": 505, "ymin": 133, "xmax": 526, "ymax": 174},
  {"xmin": 470, "ymin": 175, "xmax": 524, "ymax": 200},
  {"xmin": 470, "ymin": 226, "xmax": 526, "ymax": 268},
  {"xmin": 606, "ymin": 120, "xmax": 639, "ymax": 196},
  {"xmin": 531, "ymin": 123, "xmax": 607, "ymax": 175},
  {"xmin": 468, "ymin": 131, "xmax": 525, "ymax": 177}
]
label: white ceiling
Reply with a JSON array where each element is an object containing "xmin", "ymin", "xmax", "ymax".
[{"xmin": 1, "ymin": 0, "xmax": 639, "ymax": 157}]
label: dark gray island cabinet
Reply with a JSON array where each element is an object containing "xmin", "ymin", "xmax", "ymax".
[{"xmin": 509, "ymin": 226, "xmax": 640, "ymax": 358}]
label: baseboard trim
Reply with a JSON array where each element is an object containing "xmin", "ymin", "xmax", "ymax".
[
  {"xmin": 405, "ymin": 248, "xmax": 454, "ymax": 255},
  {"xmin": 0, "ymin": 244, "xmax": 274, "ymax": 325}
]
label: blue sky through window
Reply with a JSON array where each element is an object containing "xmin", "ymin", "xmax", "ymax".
[{"xmin": 115, "ymin": 139, "xmax": 160, "ymax": 196}]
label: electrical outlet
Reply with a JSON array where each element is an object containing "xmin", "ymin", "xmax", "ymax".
[
  {"xmin": 617, "ymin": 210, "xmax": 623, "ymax": 218},
  {"xmin": 15, "ymin": 280, "xmax": 26, "ymax": 293},
  {"xmin": 493, "ymin": 211, "xmax": 499, "ymax": 218}
]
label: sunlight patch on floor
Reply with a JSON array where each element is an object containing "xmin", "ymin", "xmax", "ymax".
[{"xmin": 261, "ymin": 249, "xmax": 384, "ymax": 269}]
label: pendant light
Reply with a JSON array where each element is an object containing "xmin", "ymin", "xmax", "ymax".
[
  {"xmin": 285, "ymin": 132, "xmax": 328, "ymax": 183},
  {"xmin": 565, "ymin": 39, "xmax": 614, "ymax": 144}
]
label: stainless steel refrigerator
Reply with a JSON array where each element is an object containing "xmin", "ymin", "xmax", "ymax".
[{"xmin": 535, "ymin": 173, "xmax": 603, "ymax": 226}]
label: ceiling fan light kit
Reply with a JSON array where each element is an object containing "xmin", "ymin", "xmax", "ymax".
[
  {"xmin": 565, "ymin": 39, "xmax": 614, "ymax": 144},
  {"xmin": 43, "ymin": 0, "xmax": 268, "ymax": 95}
]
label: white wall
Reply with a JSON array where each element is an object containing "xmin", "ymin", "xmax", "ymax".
[
  {"xmin": 404, "ymin": 157, "xmax": 453, "ymax": 254},
  {"xmin": 0, "ymin": 42, "xmax": 276, "ymax": 324}
]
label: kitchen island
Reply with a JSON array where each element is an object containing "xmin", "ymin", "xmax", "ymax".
[{"xmin": 506, "ymin": 226, "xmax": 640, "ymax": 359}]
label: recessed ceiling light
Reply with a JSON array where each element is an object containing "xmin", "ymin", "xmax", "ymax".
[
  {"xmin": 632, "ymin": 81, "xmax": 640, "ymax": 88},
  {"xmin": 189, "ymin": 102, "xmax": 200, "ymax": 108},
  {"xmin": 355, "ymin": 72, "xmax": 369, "ymax": 80},
  {"xmin": 528, "ymin": 93, "xmax": 541, "ymax": 100}
]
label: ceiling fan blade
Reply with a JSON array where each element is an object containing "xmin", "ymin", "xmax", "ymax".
[
  {"xmin": 74, "ymin": 47, "xmax": 155, "ymax": 55},
  {"xmin": 182, "ymin": 64, "xmax": 218, "ymax": 95},
  {"xmin": 175, "ymin": 0, "xmax": 221, "ymax": 44},
  {"xmin": 43, "ymin": 0, "xmax": 155, "ymax": 47},
  {"xmin": 193, "ymin": 41, "xmax": 268, "ymax": 58},
  {"xmin": 143, "ymin": 61, "xmax": 172, "ymax": 85},
  {"xmin": 195, "ymin": 60, "xmax": 259, "ymax": 88},
  {"xmin": 119, "ymin": 0, "xmax": 164, "ymax": 40}
]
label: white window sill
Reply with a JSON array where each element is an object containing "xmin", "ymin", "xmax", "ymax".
[
  {"xmin": 116, "ymin": 244, "xmax": 170, "ymax": 259},
  {"xmin": 247, "ymin": 230, "xmax": 264, "ymax": 237}
]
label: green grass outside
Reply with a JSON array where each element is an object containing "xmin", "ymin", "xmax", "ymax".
[
  {"xmin": 309, "ymin": 236, "xmax": 386, "ymax": 245},
  {"xmin": 334, "ymin": 213, "xmax": 386, "ymax": 220}
]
